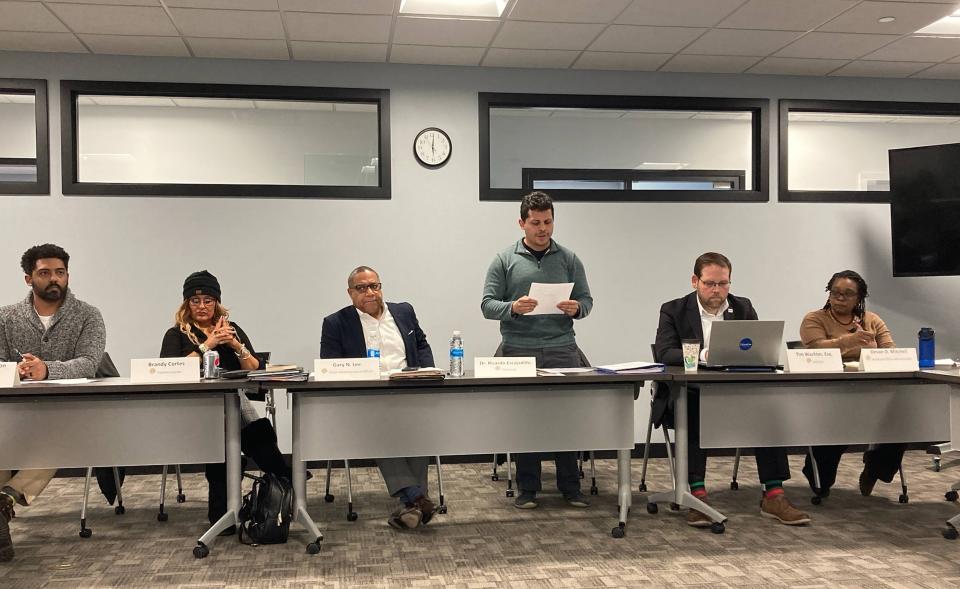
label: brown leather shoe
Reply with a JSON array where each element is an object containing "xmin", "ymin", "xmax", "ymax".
[
  {"xmin": 686, "ymin": 496, "xmax": 713, "ymax": 528},
  {"xmin": 0, "ymin": 492, "xmax": 14, "ymax": 562},
  {"xmin": 414, "ymin": 496, "xmax": 436, "ymax": 526},
  {"xmin": 761, "ymin": 494, "xmax": 811, "ymax": 525},
  {"xmin": 387, "ymin": 506, "xmax": 422, "ymax": 530},
  {"xmin": 859, "ymin": 470, "xmax": 878, "ymax": 497}
]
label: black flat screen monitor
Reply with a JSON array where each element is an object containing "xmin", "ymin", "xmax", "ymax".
[{"xmin": 889, "ymin": 142, "xmax": 960, "ymax": 277}]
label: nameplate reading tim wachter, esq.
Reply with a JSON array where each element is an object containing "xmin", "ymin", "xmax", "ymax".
[
  {"xmin": 314, "ymin": 358, "xmax": 381, "ymax": 381},
  {"xmin": 785, "ymin": 349, "xmax": 843, "ymax": 373},
  {"xmin": 474, "ymin": 357, "xmax": 537, "ymax": 378},
  {"xmin": 0, "ymin": 362, "xmax": 21, "ymax": 388},
  {"xmin": 131, "ymin": 357, "xmax": 201, "ymax": 383},
  {"xmin": 860, "ymin": 348, "xmax": 919, "ymax": 372}
]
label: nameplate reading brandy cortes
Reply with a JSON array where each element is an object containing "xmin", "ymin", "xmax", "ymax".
[
  {"xmin": 313, "ymin": 358, "xmax": 380, "ymax": 381},
  {"xmin": 0, "ymin": 362, "xmax": 20, "ymax": 388},
  {"xmin": 785, "ymin": 349, "xmax": 843, "ymax": 373},
  {"xmin": 130, "ymin": 357, "xmax": 200, "ymax": 383},
  {"xmin": 860, "ymin": 348, "xmax": 918, "ymax": 372},
  {"xmin": 474, "ymin": 357, "xmax": 537, "ymax": 378}
]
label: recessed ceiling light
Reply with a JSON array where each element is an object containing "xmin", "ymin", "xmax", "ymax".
[
  {"xmin": 399, "ymin": 0, "xmax": 508, "ymax": 18},
  {"xmin": 878, "ymin": 16, "xmax": 896, "ymax": 23}
]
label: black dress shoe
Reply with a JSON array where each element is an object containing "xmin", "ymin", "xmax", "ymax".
[
  {"xmin": 859, "ymin": 470, "xmax": 878, "ymax": 496},
  {"xmin": 218, "ymin": 525, "xmax": 237, "ymax": 537}
]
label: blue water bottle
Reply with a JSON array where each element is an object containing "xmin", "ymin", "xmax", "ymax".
[{"xmin": 918, "ymin": 327, "xmax": 935, "ymax": 368}]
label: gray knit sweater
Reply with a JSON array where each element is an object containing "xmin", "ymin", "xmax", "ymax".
[{"xmin": 0, "ymin": 291, "xmax": 106, "ymax": 379}]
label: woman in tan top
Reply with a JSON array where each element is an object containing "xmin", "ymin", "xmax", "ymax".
[{"xmin": 798, "ymin": 270, "xmax": 904, "ymax": 499}]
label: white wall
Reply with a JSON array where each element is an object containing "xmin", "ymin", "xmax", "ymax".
[{"xmin": 2, "ymin": 53, "xmax": 960, "ymax": 447}]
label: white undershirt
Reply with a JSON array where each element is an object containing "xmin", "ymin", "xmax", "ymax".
[
  {"xmin": 696, "ymin": 295, "xmax": 729, "ymax": 361},
  {"xmin": 37, "ymin": 312, "xmax": 53, "ymax": 331},
  {"xmin": 357, "ymin": 305, "xmax": 407, "ymax": 372}
]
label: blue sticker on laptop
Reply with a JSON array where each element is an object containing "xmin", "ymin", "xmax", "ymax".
[{"xmin": 739, "ymin": 338, "xmax": 753, "ymax": 351}]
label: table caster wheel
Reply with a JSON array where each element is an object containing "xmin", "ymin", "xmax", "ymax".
[
  {"xmin": 670, "ymin": 503, "xmax": 680, "ymax": 511},
  {"xmin": 710, "ymin": 522, "xmax": 725, "ymax": 534},
  {"xmin": 306, "ymin": 541, "xmax": 321, "ymax": 555},
  {"xmin": 157, "ymin": 512, "xmax": 168, "ymax": 522},
  {"xmin": 638, "ymin": 483, "xmax": 647, "ymax": 492},
  {"xmin": 193, "ymin": 542, "xmax": 209, "ymax": 559},
  {"xmin": 115, "ymin": 505, "xmax": 125, "ymax": 515},
  {"xmin": 491, "ymin": 474, "xmax": 499, "ymax": 481},
  {"xmin": 324, "ymin": 494, "xmax": 335, "ymax": 503},
  {"xmin": 611, "ymin": 526, "xmax": 625, "ymax": 538},
  {"xmin": 590, "ymin": 486, "xmax": 598, "ymax": 496},
  {"xmin": 943, "ymin": 526, "xmax": 959, "ymax": 540},
  {"xmin": 438, "ymin": 505, "xmax": 448, "ymax": 514},
  {"xmin": 946, "ymin": 490, "xmax": 958, "ymax": 502},
  {"xmin": 934, "ymin": 459, "xmax": 942, "ymax": 472},
  {"xmin": 506, "ymin": 490, "xmax": 515, "ymax": 498},
  {"xmin": 899, "ymin": 494, "xmax": 909, "ymax": 504},
  {"xmin": 811, "ymin": 496, "xmax": 822, "ymax": 505},
  {"xmin": 730, "ymin": 481, "xmax": 739, "ymax": 490},
  {"xmin": 347, "ymin": 511, "xmax": 358, "ymax": 522},
  {"xmin": 177, "ymin": 494, "xmax": 186, "ymax": 503},
  {"xmin": 646, "ymin": 502, "xmax": 658, "ymax": 514},
  {"xmin": 79, "ymin": 528, "xmax": 92, "ymax": 538}
]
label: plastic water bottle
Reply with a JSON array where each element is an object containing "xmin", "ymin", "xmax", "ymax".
[
  {"xmin": 918, "ymin": 327, "xmax": 935, "ymax": 368},
  {"xmin": 449, "ymin": 330, "xmax": 464, "ymax": 377},
  {"xmin": 366, "ymin": 329, "xmax": 381, "ymax": 374}
]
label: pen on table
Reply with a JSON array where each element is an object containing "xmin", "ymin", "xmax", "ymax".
[{"xmin": 12, "ymin": 348, "xmax": 25, "ymax": 362}]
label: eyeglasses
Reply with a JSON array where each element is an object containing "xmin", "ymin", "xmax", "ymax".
[
  {"xmin": 829, "ymin": 289, "xmax": 858, "ymax": 300},
  {"xmin": 188, "ymin": 297, "xmax": 217, "ymax": 307},
  {"xmin": 350, "ymin": 282, "xmax": 382, "ymax": 294},
  {"xmin": 699, "ymin": 280, "xmax": 731, "ymax": 290}
]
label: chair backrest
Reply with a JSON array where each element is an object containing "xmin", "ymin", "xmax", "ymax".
[
  {"xmin": 255, "ymin": 351, "xmax": 271, "ymax": 365},
  {"xmin": 786, "ymin": 340, "xmax": 805, "ymax": 350},
  {"xmin": 493, "ymin": 343, "xmax": 591, "ymax": 368},
  {"xmin": 95, "ymin": 352, "xmax": 120, "ymax": 378}
]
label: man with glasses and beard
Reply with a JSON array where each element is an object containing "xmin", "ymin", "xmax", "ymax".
[
  {"xmin": 0, "ymin": 243, "xmax": 106, "ymax": 561},
  {"xmin": 320, "ymin": 266, "xmax": 437, "ymax": 530},
  {"xmin": 654, "ymin": 252, "xmax": 809, "ymax": 528}
]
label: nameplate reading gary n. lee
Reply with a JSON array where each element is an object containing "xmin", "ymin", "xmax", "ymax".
[
  {"xmin": 785, "ymin": 349, "xmax": 843, "ymax": 373},
  {"xmin": 130, "ymin": 357, "xmax": 200, "ymax": 383},
  {"xmin": 0, "ymin": 362, "xmax": 21, "ymax": 388},
  {"xmin": 860, "ymin": 348, "xmax": 919, "ymax": 372},
  {"xmin": 474, "ymin": 357, "xmax": 537, "ymax": 378},
  {"xmin": 314, "ymin": 358, "xmax": 380, "ymax": 381}
]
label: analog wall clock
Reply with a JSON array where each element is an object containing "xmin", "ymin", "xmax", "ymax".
[{"xmin": 414, "ymin": 127, "xmax": 451, "ymax": 168}]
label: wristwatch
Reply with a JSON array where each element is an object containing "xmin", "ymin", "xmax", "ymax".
[{"xmin": 199, "ymin": 343, "xmax": 210, "ymax": 354}]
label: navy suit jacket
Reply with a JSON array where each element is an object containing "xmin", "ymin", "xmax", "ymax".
[
  {"xmin": 320, "ymin": 302, "xmax": 435, "ymax": 368},
  {"xmin": 651, "ymin": 291, "xmax": 758, "ymax": 427}
]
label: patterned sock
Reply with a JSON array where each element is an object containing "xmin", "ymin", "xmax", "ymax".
[
  {"xmin": 691, "ymin": 481, "xmax": 707, "ymax": 498},
  {"xmin": 764, "ymin": 481, "xmax": 784, "ymax": 499}
]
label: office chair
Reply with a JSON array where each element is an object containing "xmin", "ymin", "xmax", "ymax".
[{"xmin": 78, "ymin": 352, "xmax": 125, "ymax": 538}]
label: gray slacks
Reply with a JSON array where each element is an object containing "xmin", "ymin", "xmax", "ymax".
[{"xmin": 377, "ymin": 457, "xmax": 430, "ymax": 497}]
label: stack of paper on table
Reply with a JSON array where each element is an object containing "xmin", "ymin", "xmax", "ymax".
[
  {"xmin": 595, "ymin": 361, "xmax": 665, "ymax": 374},
  {"xmin": 248, "ymin": 366, "xmax": 309, "ymax": 381},
  {"xmin": 387, "ymin": 367, "xmax": 446, "ymax": 381}
]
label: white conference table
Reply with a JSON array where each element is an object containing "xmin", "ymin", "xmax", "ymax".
[
  {"xmin": 266, "ymin": 372, "xmax": 646, "ymax": 542},
  {"xmin": 0, "ymin": 377, "xmax": 244, "ymax": 558},
  {"xmin": 646, "ymin": 366, "xmax": 956, "ymax": 534}
]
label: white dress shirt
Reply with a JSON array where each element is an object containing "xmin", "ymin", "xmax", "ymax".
[
  {"xmin": 696, "ymin": 295, "xmax": 730, "ymax": 361},
  {"xmin": 357, "ymin": 305, "xmax": 407, "ymax": 372}
]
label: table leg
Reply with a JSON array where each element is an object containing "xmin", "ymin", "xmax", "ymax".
[
  {"xmin": 647, "ymin": 382, "xmax": 727, "ymax": 532},
  {"xmin": 612, "ymin": 448, "xmax": 632, "ymax": 538},
  {"xmin": 292, "ymin": 393, "xmax": 323, "ymax": 554},
  {"xmin": 194, "ymin": 392, "xmax": 242, "ymax": 558}
]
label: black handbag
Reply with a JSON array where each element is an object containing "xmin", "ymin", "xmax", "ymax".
[{"xmin": 238, "ymin": 472, "xmax": 294, "ymax": 545}]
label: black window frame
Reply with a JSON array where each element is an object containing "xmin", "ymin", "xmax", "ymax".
[
  {"xmin": 523, "ymin": 167, "xmax": 745, "ymax": 191},
  {"xmin": 479, "ymin": 92, "xmax": 769, "ymax": 203},
  {"xmin": 779, "ymin": 99, "xmax": 960, "ymax": 203},
  {"xmin": 61, "ymin": 80, "xmax": 391, "ymax": 199},
  {"xmin": 0, "ymin": 79, "xmax": 49, "ymax": 195}
]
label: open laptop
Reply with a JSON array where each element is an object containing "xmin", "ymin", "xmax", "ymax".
[{"xmin": 702, "ymin": 320, "xmax": 784, "ymax": 370}]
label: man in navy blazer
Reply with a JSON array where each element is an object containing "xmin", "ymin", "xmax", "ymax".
[
  {"xmin": 654, "ymin": 252, "xmax": 809, "ymax": 528},
  {"xmin": 320, "ymin": 266, "xmax": 436, "ymax": 530}
]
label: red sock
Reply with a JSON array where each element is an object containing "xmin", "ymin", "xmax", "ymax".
[
  {"xmin": 764, "ymin": 487, "xmax": 784, "ymax": 499},
  {"xmin": 692, "ymin": 487, "xmax": 707, "ymax": 498}
]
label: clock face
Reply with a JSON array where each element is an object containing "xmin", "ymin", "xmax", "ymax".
[{"xmin": 414, "ymin": 127, "xmax": 451, "ymax": 168}]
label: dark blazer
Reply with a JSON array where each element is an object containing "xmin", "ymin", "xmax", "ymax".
[
  {"xmin": 651, "ymin": 291, "xmax": 758, "ymax": 427},
  {"xmin": 320, "ymin": 302, "xmax": 435, "ymax": 368}
]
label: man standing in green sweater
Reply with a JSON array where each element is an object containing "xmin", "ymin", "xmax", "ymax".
[{"xmin": 481, "ymin": 191, "xmax": 594, "ymax": 510}]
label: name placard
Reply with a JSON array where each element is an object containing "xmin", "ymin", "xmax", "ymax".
[
  {"xmin": 474, "ymin": 357, "xmax": 537, "ymax": 378},
  {"xmin": 130, "ymin": 357, "xmax": 200, "ymax": 383},
  {"xmin": 860, "ymin": 348, "xmax": 918, "ymax": 372},
  {"xmin": 313, "ymin": 358, "xmax": 381, "ymax": 381},
  {"xmin": 0, "ymin": 362, "xmax": 20, "ymax": 388},
  {"xmin": 785, "ymin": 349, "xmax": 843, "ymax": 373}
]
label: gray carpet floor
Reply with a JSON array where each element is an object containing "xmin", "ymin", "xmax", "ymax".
[{"xmin": 3, "ymin": 451, "xmax": 960, "ymax": 588}]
